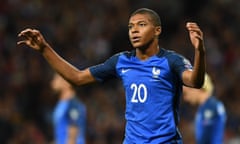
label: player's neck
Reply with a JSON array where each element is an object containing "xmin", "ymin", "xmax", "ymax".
[
  {"xmin": 60, "ymin": 89, "xmax": 75, "ymax": 100},
  {"xmin": 199, "ymin": 92, "xmax": 210, "ymax": 105},
  {"xmin": 136, "ymin": 44, "xmax": 159, "ymax": 60}
]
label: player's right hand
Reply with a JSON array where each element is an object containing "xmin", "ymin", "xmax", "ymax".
[{"xmin": 17, "ymin": 28, "xmax": 48, "ymax": 52}]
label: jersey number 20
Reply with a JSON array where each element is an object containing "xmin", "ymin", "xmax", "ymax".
[{"xmin": 130, "ymin": 83, "xmax": 147, "ymax": 103}]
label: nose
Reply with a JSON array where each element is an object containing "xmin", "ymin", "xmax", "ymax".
[{"xmin": 130, "ymin": 25, "xmax": 139, "ymax": 34}]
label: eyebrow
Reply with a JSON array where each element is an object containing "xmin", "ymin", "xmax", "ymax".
[{"xmin": 128, "ymin": 20, "xmax": 148, "ymax": 25}]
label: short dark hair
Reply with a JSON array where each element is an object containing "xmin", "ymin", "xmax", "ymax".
[{"xmin": 130, "ymin": 8, "xmax": 161, "ymax": 26}]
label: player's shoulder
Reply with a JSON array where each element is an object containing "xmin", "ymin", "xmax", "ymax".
[
  {"xmin": 212, "ymin": 97, "xmax": 226, "ymax": 117},
  {"xmin": 208, "ymin": 97, "xmax": 226, "ymax": 113},
  {"xmin": 115, "ymin": 50, "xmax": 134, "ymax": 57},
  {"xmin": 157, "ymin": 48, "xmax": 184, "ymax": 58},
  {"xmin": 68, "ymin": 97, "xmax": 84, "ymax": 106},
  {"xmin": 109, "ymin": 50, "xmax": 135, "ymax": 60},
  {"xmin": 209, "ymin": 96, "xmax": 222, "ymax": 105},
  {"xmin": 157, "ymin": 48, "xmax": 190, "ymax": 65}
]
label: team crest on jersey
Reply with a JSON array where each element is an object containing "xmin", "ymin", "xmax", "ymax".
[
  {"xmin": 183, "ymin": 58, "xmax": 192, "ymax": 69},
  {"xmin": 204, "ymin": 109, "xmax": 213, "ymax": 119},
  {"xmin": 70, "ymin": 108, "xmax": 79, "ymax": 120},
  {"xmin": 152, "ymin": 67, "xmax": 160, "ymax": 78}
]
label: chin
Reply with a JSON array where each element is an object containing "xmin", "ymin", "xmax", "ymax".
[
  {"xmin": 132, "ymin": 39, "xmax": 153, "ymax": 50},
  {"xmin": 133, "ymin": 43, "xmax": 146, "ymax": 49},
  {"xmin": 131, "ymin": 41, "xmax": 143, "ymax": 47},
  {"xmin": 132, "ymin": 44, "xmax": 141, "ymax": 48}
]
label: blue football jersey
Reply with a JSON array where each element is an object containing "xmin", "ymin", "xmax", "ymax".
[
  {"xmin": 195, "ymin": 96, "xmax": 226, "ymax": 144},
  {"xmin": 90, "ymin": 48, "xmax": 192, "ymax": 143},
  {"xmin": 53, "ymin": 97, "xmax": 87, "ymax": 144}
]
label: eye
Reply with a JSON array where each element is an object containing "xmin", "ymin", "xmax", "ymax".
[
  {"xmin": 128, "ymin": 25, "xmax": 133, "ymax": 30},
  {"xmin": 139, "ymin": 23, "xmax": 146, "ymax": 27}
]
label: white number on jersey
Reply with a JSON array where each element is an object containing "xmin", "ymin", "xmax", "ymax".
[{"xmin": 130, "ymin": 83, "xmax": 147, "ymax": 103}]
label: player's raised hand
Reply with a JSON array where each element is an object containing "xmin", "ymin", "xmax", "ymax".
[
  {"xmin": 186, "ymin": 22, "xmax": 205, "ymax": 52},
  {"xmin": 17, "ymin": 28, "xmax": 49, "ymax": 52}
]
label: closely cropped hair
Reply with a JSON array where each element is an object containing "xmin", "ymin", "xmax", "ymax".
[
  {"xmin": 130, "ymin": 8, "xmax": 161, "ymax": 26},
  {"xmin": 202, "ymin": 74, "xmax": 214, "ymax": 95}
]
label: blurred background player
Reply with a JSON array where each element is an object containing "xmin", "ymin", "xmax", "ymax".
[
  {"xmin": 51, "ymin": 73, "xmax": 87, "ymax": 144},
  {"xmin": 183, "ymin": 74, "xmax": 227, "ymax": 144}
]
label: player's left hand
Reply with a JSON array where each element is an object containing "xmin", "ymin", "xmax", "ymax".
[{"xmin": 186, "ymin": 22, "xmax": 205, "ymax": 52}]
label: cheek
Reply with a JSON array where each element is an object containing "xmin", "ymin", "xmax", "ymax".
[{"xmin": 142, "ymin": 29, "xmax": 155, "ymax": 41}]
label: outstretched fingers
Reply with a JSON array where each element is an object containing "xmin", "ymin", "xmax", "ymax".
[
  {"xmin": 17, "ymin": 28, "xmax": 46, "ymax": 51},
  {"xmin": 18, "ymin": 29, "xmax": 32, "ymax": 38},
  {"xmin": 186, "ymin": 22, "xmax": 203, "ymax": 40},
  {"xmin": 18, "ymin": 29, "xmax": 33, "ymax": 45},
  {"xmin": 17, "ymin": 40, "xmax": 25, "ymax": 45},
  {"xmin": 18, "ymin": 29, "xmax": 40, "ymax": 40}
]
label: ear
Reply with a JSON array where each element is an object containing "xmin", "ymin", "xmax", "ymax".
[{"xmin": 155, "ymin": 26, "xmax": 161, "ymax": 36}]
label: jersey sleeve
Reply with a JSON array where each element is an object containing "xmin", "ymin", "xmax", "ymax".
[
  {"xmin": 68, "ymin": 108, "xmax": 80, "ymax": 125},
  {"xmin": 67, "ymin": 100, "xmax": 86, "ymax": 126},
  {"xmin": 167, "ymin": 52, "xmax": 193, "ymax": 79},
  {"xmin": 89, "ymin": 53, "xmax": 120, "ymax": 82}
]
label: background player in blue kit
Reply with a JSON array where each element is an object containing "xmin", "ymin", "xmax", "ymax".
[
  {"xmin": 51, "ymin": 73, "xmax": 86, "ymax": 144},
  {"xmin": 183, "ymin": 74, "xmax": 226, "ymax": 144},
  {"xmin": 17, "ymin": 8, "xmax": 206, "ymax": 143}
]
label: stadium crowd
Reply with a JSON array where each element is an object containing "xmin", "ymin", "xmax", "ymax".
[{"xmin": 0, "ymin": 0, "xmax": 240, "ymax": 143}]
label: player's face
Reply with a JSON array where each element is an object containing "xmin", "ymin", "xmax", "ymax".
[
  {"xmin": 182, "ymin": 86, "xmax": 200, "ymax": 105},
  {"xmin": 128, "ymin": 14, "xmax": 160, "ymax": 48},
  {"xmin": 51, "ymin": 74, "xmax": 62, "ymax": 92},
  {"xmin": 51, "ymin": 74, "xmax": 69, "ymax": 92}
]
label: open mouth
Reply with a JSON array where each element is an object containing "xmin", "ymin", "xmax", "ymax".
[{"xmin": 132, "ymin": 36, "xmax": 140, "ymax": 43}]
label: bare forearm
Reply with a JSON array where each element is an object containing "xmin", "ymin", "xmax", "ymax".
[
  {"xmin": 42, "ymin": 45, "xmax": 83, "ymax": 85},
  {"xmin": 184, "ymin": 22, "xmax": 206, "ymax": 88},
  {"xmin": 18, "ymin": 29, "xmax": 87, "ymax": 85},
  {"xmin": 67, "ymin": 126, "xmax": 78, "ymax": 144},
  {"xmin": 17, "ymin": 28, "xmax": 95, "ymax": 85},
  {"xmin": 183, "ymin": 49, "xmax": 206, "ymax": 88},
  {"xmin": 67, "ymin": 138, "xmax": 77, "ymax": 144},
  {"xmin": 192, "ymin": 49, "xmax": 206, "ymax": 87}
]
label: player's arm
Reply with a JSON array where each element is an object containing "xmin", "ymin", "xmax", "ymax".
[
  {"xmin": 67, "ymin": 125, "xmax": 79, "ymax": 144},
  {"xmin": 182, "ymin": 22, "xmax": 206, "ymax": 88},
  {"xmin": 17, "ymin": 28, "xmax": 95, "ymax": 86}
]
